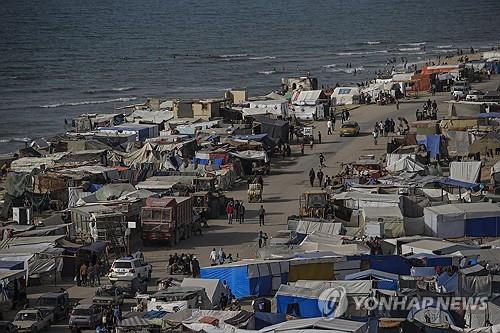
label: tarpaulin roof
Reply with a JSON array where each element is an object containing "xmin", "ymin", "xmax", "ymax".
[
  {"xmin": 432, "ymin": 177, "xmax": 480, "ymax": 190},
  {"xmin": 230, "ymin": 150, "xmax": 268, "ymax": 162},
  {"xmin": 345, "ymin": 269, "xmax": 398, "ymax": 281},
  {"xmin": 259, "ymin": 317, "xmax": 368, "ymax": 333},
  {"xmin": 79, "ymin": 241, "xmax": 107, "ymax": 253}
]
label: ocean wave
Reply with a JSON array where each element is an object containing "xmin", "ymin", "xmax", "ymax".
[
  {"xmin": 327, "ymin": 66, "xmax": 364, "ymax": 74},
  {"xmin": 40, "ymin": 97, "xmax": 137, "ymax": 108},
  {"xmin": 322, "ymin": 64, "xmax": 337, "ymax": 68},
  {"xmin": 0, "ymin": 137, "xmax": 31, "ymax": 143},
  {"xmin": 399, "ymin": 42, "xmax": 426, "ymax": 46},
  {"xmin": 399, "ymin": 47, "xmax": 422, "ymax": 52},
  {"xmin": 366, "ymin": 41, "xmax": 381, "ymax": 45},
  {"xmin": 219, "ymin": 54, "xmax": 248, "ymax": 58},
  {"xmin": 248, "ymin": 56, "xmax": 276, "ymax": 60},
  {"xmin": 436, "ymin": 44, "xmax": 453, "ymax": 49},
  {"xmin": 258, "ymin": 70, "xmax": 276, "ymax": 75},
  {"xmin": 436, "ymin": 49, "xmax": 456, "ymax": 53},
  {"xmin": 84, "ymin": 87, "xmax": 135, "ymax": 94},
  {"xmin": 336, "ymin": 50, "xmax": 388, "ymax": 56}
]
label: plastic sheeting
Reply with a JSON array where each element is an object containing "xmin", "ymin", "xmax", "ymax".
[
  {"xmin": 230, "ymin": 150, "xmax": 268, "ymax": 162},
  {"xmin": 200, "ymin": 260, "xmax": 289, "ymax": 299},
  {"xmin": 386, "ymin": 156, "xmax": 425, "ymax": 173},
  {"xmin": 447, "ymin": 131, "xmax": 470, "ymax": 156},
  {"xmin": 417, "ymin": 134, "xmax": 441, "ymax": 159},
  {"xmin": 450, "ymin": 161, "xmax": 482, "ymax": 183},
  {"xmin": 424, "ymin": 205, "xmax": 466, "ymax": 238},
  {"xmin": 181, "ymin": 278, "xmax": 228, "ymax": 307}
]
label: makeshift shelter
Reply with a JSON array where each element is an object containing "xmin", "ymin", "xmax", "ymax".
[
  {"xmin": 424, "ymin": 204, "xmax": 466, "ymax": 238},
  {"xmin": 417, "ymin": 134, "xmax": 443, "ymax": 159},
  {"xmin": 450, "ymin": 161, "xmax": 482, "ymax": 183},
  {"xmin": 459, "ymin": 265, "xmax": 491, "ymax": 297},
  {"xmin": 180, "ymin": 278, "xmax": 228, "ymax": 307},
  {"xmin": 259, "ymin": 317, "xmax": 369, "ymax": 333},
  {"xmin": 464, "ymin": 296, "xmax": 500, "ymax": 328},
  {"xmin": 469, "ymin": 131, "xmax": 500, "ymax": 155},
  {"xmin": 407, "ymin": 298, "xmax": 456, "ymax": 326},
  {"xmin": 362, "ymin": 207, "xmax": 405, "ymax": 238},
  {"xmin": 200, "ymin": 260, "xmax": 289, "ymax": 299},
  {"xmin": 386, "ymin": 156, "xmax": 425, "ymax": 173},
  {"xmin": 181, "ymin": 309, "xmax": 254, "ymax": 332},
  {"xmin": 331, "ymin": 87, "xmax": 361, "ymax": 105},
  {"xmin": 345, "ymin": 269, "xmax": 398, "ymax": 290},
  {"xmin": 287, "ymin": 253, "xmax": 344, "ymax": 282},
  {"xmin": 274, "ymin": 284, "xmax": 326, "ymax": 318},
  {"xmin": 252, "ymin": 115, "xmax": 289, "ymax": 143}
]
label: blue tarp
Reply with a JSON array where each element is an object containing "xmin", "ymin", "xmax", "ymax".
[
  {"xmin": 0, "ymin": 261, "xmax": 24, "ymax": 270},
  {"xmin": 409, "ymin": 254, "xmax": 454, "ymax": 267},
  {"xmin": 276, "ymin": 295, "xmax": 323, "ymax": 318},
  {"xmin": 193, "ymin": 158, "xmax": 224, "ymax": 167},
  {"xmin": 465, "ymin": 216, "xmax": 500, "ymax": 237},
  {"xmin": 417, "ymin": 134, "xmax": 441, "ymax": 159},
  {"xmin": 200, "ymin": 263, "xmax": 287, "ymax": 299},
  {"xmin": 476, "ymin": 112, "xmax": 500, "ymax": 119},
  {"xmin": 437, "ymin": 271, "xmax": 458, "ymax": 292},
  {"xmin": 433, "ymin": 177, "xmax": 480, "ymax": 190},
  {"xmin": 254, "ymin": 312, "xmax": 286, "ymax": 330},
  {"xmin": 345, "ymin": 269, "xmax": 399, "ymax": 290},
  {"xmin": 88, "ymin": 183, "xmax": 104, "ymax": 193},
  {"xmin": 367, "ymin": 255, "xmax": 411, "ymax": 275}
]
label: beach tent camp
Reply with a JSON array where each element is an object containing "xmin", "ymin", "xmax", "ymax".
[
  {"xmin": 200, "ymin": 260, "xmax": 289, "ymax": 299},
  {"xmin": 331, "ymin": 87, "xmax": 360, "ymax": 105},
  {"xmin": 345, "ymin": 269, "xmax": 398, "ymax": 290},
  {"xmin": 180, "ymin": 278, "xmax": 228, "ymax": 307}
]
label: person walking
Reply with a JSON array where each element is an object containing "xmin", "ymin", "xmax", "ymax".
[
  {"xmin": 317, "ymin": 169, "xmax": 324, "ymax": 188},
  {"xmin": 258, "ymin": 231, "xmax": 264, "ymax": 248},
  {"xmin": 319, "ymin": 153, "xmax": 325, "ymax": 167},
  {"xmin": 327, "ymin": 119, "xmax": 332, "ymax": 135},
  {"xmin": 80, "ymin": 262, "xmax": 88, "ymax": 287},
  {"xmin": 318, "ymin": 131, "xmax": 322, "ymax": 144},
  {"xmin": 331, "ymin": 114, "xmax": 336, "ymax": 130},
  {"xmin": 395, "ymin": 98, "xmax": 399, "ymax": 110},
  {"xmin": 238, "ymin": 202, "xmax": 245, "ymax": 224},
  {"xmin": 258, "ymin": 205, "xmax": 266, "ymax": 226},
  {"xmin": 217, "ymin": 248, "xmax": 226, "ymax": 265},
  {"xmin": 191, "ymin": 256, "xmax": 200, "ymax": 278},
  {"xmin": 263, "ymin": 233, "xmax": 268, "ymax": 246},
  {"xmin": 300, "ymin": 141, "xmax": 305, "ymax": 155},
  {"xmin": 309, "ymin": 168, "xmax": 315, "ymax": 187},
  {"xmin": 88, "ymin": 263, "xmax": 95, "ymax": 287},
  {"xmin": 372, "ymin": 130, "xmax": 378, "ymax": 145},
  {"xmin": 226, "ymin": 202, "xmax": 234, "ymax": 224},
  {"xmin": 210, "ymin": 248, "xmax": 217, "ymax": 266}
]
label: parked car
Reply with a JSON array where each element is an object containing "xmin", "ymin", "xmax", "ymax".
[
  {"xmin": 108, "ymin": 257, "xmax": 152, "ymax": 282},
  {"xmin": 339, "ymin": 121, "xmax": 360, "ymax": 137},
  {"xmin": 68, "ymin": 304, "xmax": 102, "ymax": 331},
  {"xmin": 465, "ymin": 90, "xmax": 485, "ymax": 101},
  {"xmin": 452, "ymin": 86, "xmax": 469, "ymax": 100},
  {"xmin": 92, "ymin": 285, "xmax": 125, "ymax": 306},
  {"xmin": 0, "ymin": 321, "xmax": 18, "ymax": 333},
  {"xmin": 13, "ymin": 309, "xmax": 51, "ymax": 333},
  {"xmin": 33, "ymin": 291, "xmax": 70, "ymax": 322}
]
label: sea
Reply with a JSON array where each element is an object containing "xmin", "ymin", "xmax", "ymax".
[{"xmin": 1, "ymin": 0, "xmax": 500, "ymax": 153}]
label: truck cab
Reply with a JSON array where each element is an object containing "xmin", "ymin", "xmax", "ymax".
[{"xmin": 299, "ymin": 190, "xmax": 330, "ymax": 218}]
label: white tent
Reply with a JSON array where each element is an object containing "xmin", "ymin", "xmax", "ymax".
[
  {"xmin": 331, "ymin": 87, "xmax": 360, "ymax": 105},
  {"xmin": 450, "ymin": 161, "xmax": 482, "ymax": 183},
  {"xmin": 181, "ymin": 278, "xmax": 228, "ymax": 307},
  {"xmin": 386, "ymin": 156, "xmax": 425, "ymax": 173},
  {"xmin": 424, "ymin": 205, "xmax": 465, "ymax": 238},
  {"xmin": 362, "ymin": 206, "xmax": 405, "ymax": 238}
]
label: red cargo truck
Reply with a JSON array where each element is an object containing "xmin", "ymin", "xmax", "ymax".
[{"xmin": 141, "ymin": 196, "xmax": 193, "ymax": 246}]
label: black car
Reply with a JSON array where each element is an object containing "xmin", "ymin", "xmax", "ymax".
[
  {"xmin": 34, "ymin": 291, "xmax": 70, "ymax": 322},
  {"xmin": 0, "ymin": 321, "xmax": 18, "ymax": 333}
]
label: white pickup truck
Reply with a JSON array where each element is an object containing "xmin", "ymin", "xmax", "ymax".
[{"xmin": 13, "ymin": 309, "xmax": 52, "ymax": 333}]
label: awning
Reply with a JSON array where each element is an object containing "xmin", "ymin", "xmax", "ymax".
[{"xmin": 79, "ymin": 241, "xmax": 107, "ymax": 253}]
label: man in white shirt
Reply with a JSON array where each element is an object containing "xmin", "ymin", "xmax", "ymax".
[
  {"xmin": 327, "ymin": 120, "xmax": 332, "ymax": 135},
  {"xmin": 209, "ymin": 248, "xmax": 217, "ymax": 266}
]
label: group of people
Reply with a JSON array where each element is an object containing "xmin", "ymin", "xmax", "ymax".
[
  {"xmin": 77, "ymin": 260, "xmax": 102, "ymax": 287},
  {"xmin": 168, "ymin": 253, "xmax": 200, "ymax": 277},
  {"xmin": 226, "ymin": 200, "xmax": 246, "ymax": 224},
  {"xmin": 416, "ymin": 99, "xmax": 438, "ymax": 120},
  {"xmin": 308, "ymin": 165, "xmax": 334, "ymax": 188},
  {"xmin": 209, "ymin": 248, "xmax": 236, "ymax": 266}
]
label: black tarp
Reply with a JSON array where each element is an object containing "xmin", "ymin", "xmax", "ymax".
[{"xmin": 251, "ymin": 115, "xmax": 290, "ymax": 143}]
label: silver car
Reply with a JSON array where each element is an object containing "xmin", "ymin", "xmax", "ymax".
[{"xmin": 68, "ymin": 304, "xmax": 102, "ymax": 330}]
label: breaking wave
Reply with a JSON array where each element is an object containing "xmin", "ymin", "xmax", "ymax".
[
  {"xmin": 322, "ymin": 64, "xmax": 337, "ymax": 68},
  {"xmin": 436, "ymin": 49, "xmax": 456, "ymax": 53},
  {"xmin": 258, "ymin": 70, "xmax": 276, "ymax": 75},
  {"xmin": 327, "ymin": 66, "xmax": 364, "ymax": 74},
  {"xmin": 399, "ymin": 42, "xmax": 426, "ymax": 46},
  {"xmin": 248, "ymin": 56, "xmax": 276, "ymax": 60},
  {"xmin": 366, "ymin": 41, "xmax": 381, "ymax": 45},
  {"xmin": 219, "ymin": 54, "xmax": 248, "ymax": 58},
  {"xmin": 0, "ymin": 137, "xmax": 31, "ymax": 143},
  {"xmin": 399, "ymin": 47, "xmax": 422, "ymax": 52},
  {"xmin": 84, "ymin": 87, "xmax": 135, "ymax": 94},
  {"xmin": 437, "ymin": 44, "xmax": 453, "ymax": 49},
  {"xmin": 40, "ymin": 97, "xmax": 137, "ymax": 108},
  {"xmin": 336, "ymin": 50, "xmax": 388, "ymax": 56}
]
